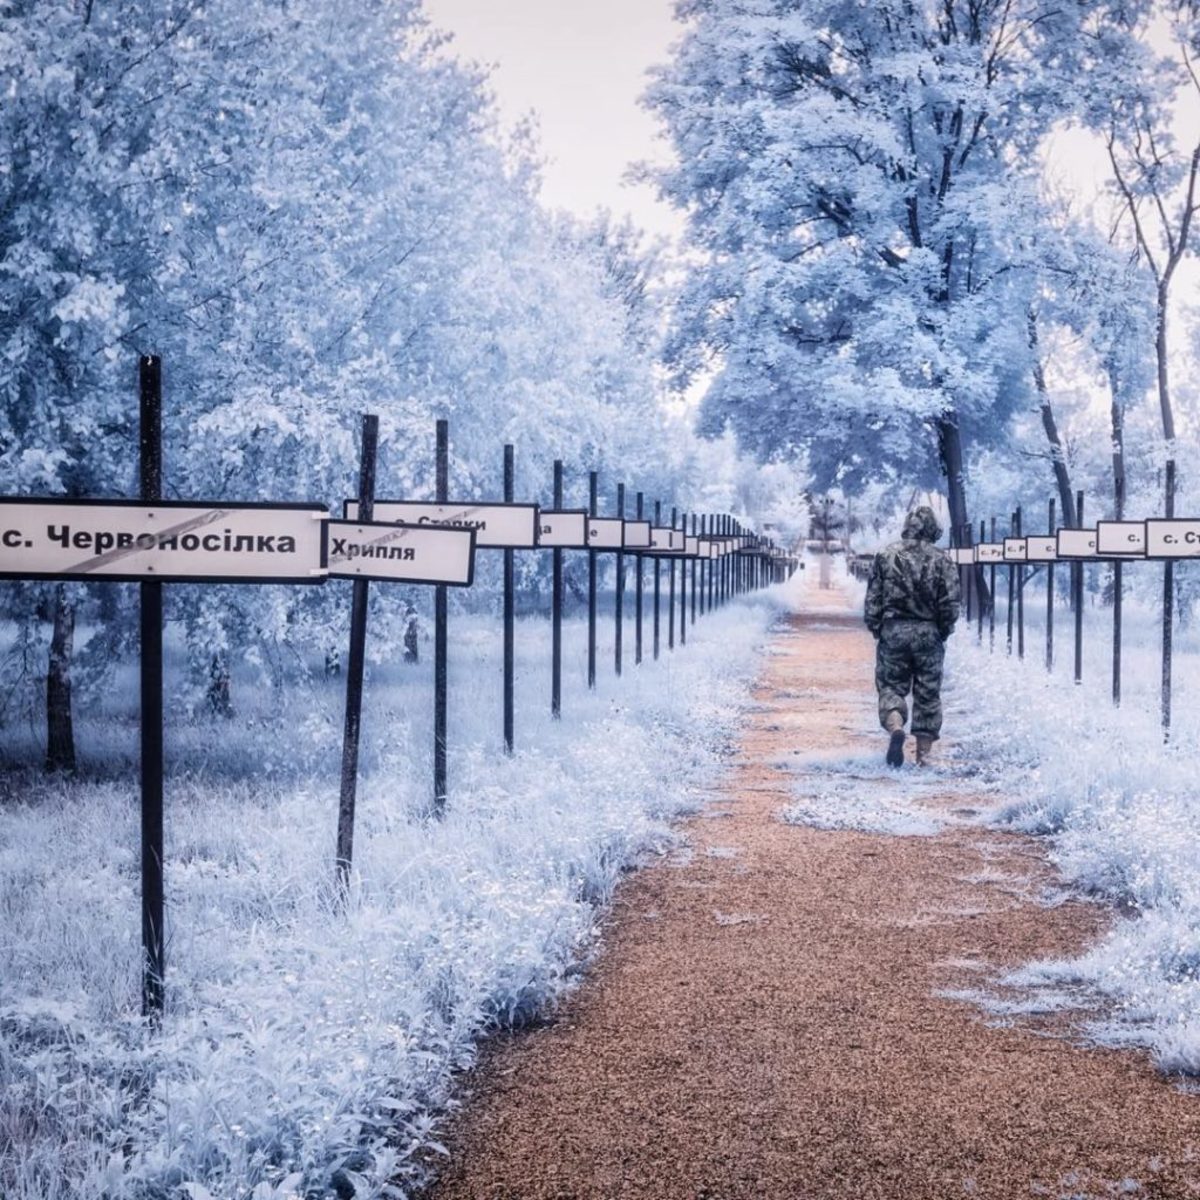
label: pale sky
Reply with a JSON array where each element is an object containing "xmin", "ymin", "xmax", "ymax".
[{"xmin": 422, "ymin": 0, "xmax": 684, "ymax": 241}]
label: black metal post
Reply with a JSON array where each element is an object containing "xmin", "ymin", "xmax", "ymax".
[
  {"xmin": 1006, "ymin": 510, "xmax": 1015, "ymax": 655},
  {"xmin": 588, "ymin": 470, "xmax": 598, "ymax": 688},
  {"xmin": 503, "ymin": 444, "xmax": 515, "ymax": 752},
  {"xmin": 1114, "ymin": 457, "xmax": 1125, "ymax": 707},
  {"xmin": 977, "ymin": 520, "xmax": 986, "ymax": 644},
  {"xmin": 1016, "ymin": 506, "xmax": 1025, "ymax": 660},
  {"xmin": 960, "ymin": 524, "xmax": 971, "ymax": 624},
  {"xmin": 552, "ymin": 460, "xmax": 563, "ymax": 718},
  {"xmin": 690, "ymin": 513, "xmax": 698, "ymax": 625},
  {"xmin": 1074, "ymin": 491, "xmax": 1084, "ymax": 687},
  {"xmin": 1046, "ymin": 499, "xmax": 1055, "ymax": 673},
  {"xmin": 700, "ymin": 513, "xmax": 710, "ymax": 609},
  {"xmin": 699, "ymin": 514, "xmax": 707, "ymax": 615},
  {"xmin": 678, "ymin": 511, "xmax": 687, "ymax": 646},
  {"xmin": 615, "ymin": 482, "xmax": 625, "ymax": 676},
  {"xmin": 653, "ymin": 500, "xmax": 661, "ymax": 659},
  {"xmin": 139, "ymin": 355, "xmax": 165, "ymax": 1022},
  {"xmin": 989, "ymin": 517, "xmax": 996, "ymax": 652},
  {"xmin": 668, "ymin": 507, "xmax": 677, "ymax": 649},
  {"xmin": 635, "ymin": 491, "xmax": 644, "ymax": 665},
  {"xmin": 336, "ymin": 413, "xmax": 379, "ymax": 897},
  {"xmin": 1163, "ymin": 460, "xmax": 1176, "ymax": 739},
  {"xmin": 434, "ymin": 420, "xmax": 449, "ymax": 812}
]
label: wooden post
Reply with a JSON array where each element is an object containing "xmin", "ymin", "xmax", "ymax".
[
  {"xmin": 336, "ymin": 413, "xmax": 379, "ymax": 894},
  {"xmin": 1046, "ymin": 499, "xmax": 1055, "ymax": 673},
  {"xmin": 139, "ymin": 355, "xmax": 165, "ymax": 1022},
  {"xmin": 433, "ymin": 420, "xmax": 449, "ymax": 811},
  {"xmin": 1162, "ymin": 461, "xmax": 1176, "ymax": 738},
  {"xmin": 503, "ymin": 444, "xmax": 515, "ymax": 752},
  {"xmin": 551, "ymin": 460, "xmax": 563, "ymax": 718}
]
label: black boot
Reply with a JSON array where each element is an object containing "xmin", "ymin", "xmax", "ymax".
[{"xmin": 884, "ymin": 711, "xmax": 905, "ymax": 768}]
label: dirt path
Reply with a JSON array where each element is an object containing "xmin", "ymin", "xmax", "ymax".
[{"xmin": 426, "ymin": 589, "xmax": 1200, "ymax": 1199}]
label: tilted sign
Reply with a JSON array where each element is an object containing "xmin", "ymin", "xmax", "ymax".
[
  {"xmin": 975, "ymin": 543, "xmax": 1005, "ymax": 563},
  {"xmin": 1025, "ymin": 537, "xmax": 1058, "ymax": 562},
  {"xmin": 1056, "ymin": 528, "xmax": 1099, "ymax": 559},
  {"xmin": 0, "ymin": 499, "xmax": 327, "ymax": 583},
  {"xmin": 1003, "ymin": 538, "xmax": 1027, "ymax": 562},
  {"xmin": 1096, "ymin": 521, "xmax": 1147, "ymax": 557},
  {"xmin": 1146, "ymin": 519, "xmax": 1200, "ymax": 559},
  {"xmin": 538, "ymin": 510, "xmax": 587, "ymax": 548},
  {"xmin": 647, "ymin": 527, "xmax": 686, "ymax": 553},
  {"xmin": 586, "ymin": 518, "xmax": 624, "ymax": 549},
  {"xmin": 623, "ymin": 520, "xmax": 652, "ymax": 549},
  {"xmin": 327, "ymin": 521, "xmax": 474, "ymax": 586},
  {"xmin": 347, "ymin": 501, "xmax": 538, "ymax": 550}
]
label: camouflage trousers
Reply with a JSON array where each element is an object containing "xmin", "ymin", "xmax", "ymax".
[{"xmin": 874, "ymin": 618, "xmax": 946, "ymax": 739}]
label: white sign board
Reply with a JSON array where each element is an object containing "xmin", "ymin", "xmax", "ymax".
[
  {"xmin": 1057, "ymin": 528, "xmax": 1099, "ymax": 559},
  {"xmin": 328, "ymin": 521, "xmax": 474, "ymax": 586},
  {"xmin": 1025, "ymin": 537, "xmax": 1058, "ymax": 562},
  {"xmin": 349, "ymin": 501, "xmax": 538, "ymax": 550},
  {"xmin": 685, "ymin": 535, "xmax": 700, "ymax": 557},
  {"xmin": 538, "ymin": 510, "xmax": 587, "ymax": 548},
  {"xmin": 1096, "ymin": 521, "xmax": 1147, "ymax": 557},
  {"xmin": 975, "ymin": 543, "xmax": 1005, "ymax": 563},
  {"xmin": 623, "ymin": 520, "xmax": 652, "ymax": 549},
  {"xmin": 1003, "ymin": 538, "xmax": 1027, "ymax": 562},
  {"xmin": 647, "ymin": 527, "xmax": 686, "ymax": 553},
  {"xmin": 949, "ymin": 548, "xmax": 974, "ymax": 566},
  {"xmin": 1146, "ymin": 519, "xmax": 1200, "ymax": 559},
  {"xmin": 0, "ymin": 499, "xmax": 327, "ymax": 583},
  {"xmin": 586, "ymin": 518, "xmax": 624, "ymax": 549}
]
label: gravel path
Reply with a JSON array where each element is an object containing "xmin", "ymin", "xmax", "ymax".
[{"xmin": 426, "ymin": 589, "xmax": 1200, "ymax": 1199}]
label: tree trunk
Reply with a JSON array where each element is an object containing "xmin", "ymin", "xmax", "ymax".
[
  {"xmin": 206, "ymin": 653, "xmax": 234, "ymax": 717},
  {"xmin": 936, "ymin": 410, "xmax": 990, "ymax": 609},
  {"xmin": 1156, "ymin": 286, "xmax": 1177, "ymax": 443},
  {"xmin": 1108, "ymin": 362, "xmax": 1126, "ymax": 520},
  {"xmin": 1027, "ymin": 313, "xmax": 1078, "ymax": 527},
  {"xmin": 403, "ymin": 609, "xmax": 419, "ymax": 664},
  {"xmin": 46, "ymin": 585, "xmax": 76, "ymax": 773}
]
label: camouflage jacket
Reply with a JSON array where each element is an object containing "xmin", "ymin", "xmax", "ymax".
[{"xmin": 864, "ymin": 537, "xmax": 960, "ymax": 639}]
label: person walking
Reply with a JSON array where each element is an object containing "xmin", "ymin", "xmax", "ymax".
[{"xmin": 863, "ymin": 506, "xmax": 960, "ymax": 768}]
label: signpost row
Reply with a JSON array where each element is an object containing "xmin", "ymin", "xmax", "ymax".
[
  {"xmin": 0, "ymin": 364, "xmax": 798, "ymax": 1021},
  {"xmin": 955, "ymin": 463, "xmax": 1188, "ymax": 739}
]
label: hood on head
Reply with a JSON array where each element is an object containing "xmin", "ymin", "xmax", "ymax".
[{"xmin": 902, "ymin": 506, "xmax": 942, "ymax": 543}]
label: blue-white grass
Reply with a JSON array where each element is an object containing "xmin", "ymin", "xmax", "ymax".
[
  {"xmin": 0, "ymin": 578, "xmax": 796, "ymax": 1199},
  {"xmin": 948, "ymin": 565, "xmax": 1200, "ymax": 1076}
]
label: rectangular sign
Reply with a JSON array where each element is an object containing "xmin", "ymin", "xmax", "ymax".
[
  {"xmin": 537, "ymin": 510, "xmax": 587, "ymax": 548},
  {"xmin": 1097, "ymin": 520, "xmax": 1147, "ymax": 557},
  {"xmin": 0, "ymin": 498, "xmax": 327, "ymax": 583},
  {"xmin": 347, "ymin": 500, "xmax": 538, "ymax": 550},
  {"xmin": 975, "ymin": 543, "xmax": 1005, "ymax": 563},
  {"xmin": 1146, "ymin": 519, "xmax": 1200, "ymax": 559},
  {"xmin": 1056, "ymin": 528, "xmax": 1099, "ymax": 559},
  {"xmin": 948, "ymin": 548, "xmax": 973, "ymax": 566},
  {"xmin": 685, "ymin": 536, "xmax": 700, "ymax": 557},
  {"xmin": 586, "ymin": 518, "xmax": 624, "ymax": 549},
  {"xmin": 1003, "ymin": 538, "xmax": 1027, "ymax": 562},
  {"xmin": 647, "ymin": 527, "xmax": 686, "ymax": 553},
  {"xmin": 328, "ymin": 521, "xmax": 474, "ymax": 586},
  {"xmin": 1025, "ymin": 537, "xmax": 1059, "ymax": 562},
  {"xmin": 623, "ymin": 520, "xmax": 652, "ymax": 549}
]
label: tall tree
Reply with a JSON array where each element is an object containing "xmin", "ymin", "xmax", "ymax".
[
  {"xmin": 644, "ymin": 0, "xmax": 1104, "ymax": 544},
  {"xmin": 1098, "ymin": 10, "xmax": 1200, "ymax": 448}
]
